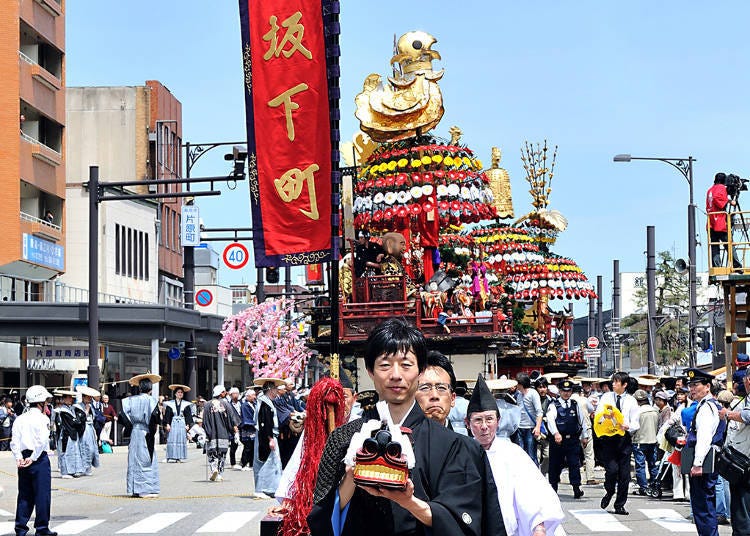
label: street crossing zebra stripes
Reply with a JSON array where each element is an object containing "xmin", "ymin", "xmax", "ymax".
[
  {"xmin": 0, "ymin": 508, "xmax": 727, "ymax": 534},
  {"xmin": 195, "ymin": 511, "xmax": 259, "ymax": 533},
  {"xmin": 568, "ymin": 509, "xmax": 631, "ymax": 532},
  {"xmin": 51, "ymin": 519, "xmax": 105, "ymax": 534},
  {"xmin": 116, "ymin": 512, "xmax": 191, "ymax": 533},
  {"xmin": 639, "ymin": 508, "xmax": 696, "ymax": 532}
]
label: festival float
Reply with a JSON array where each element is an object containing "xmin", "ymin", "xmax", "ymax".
[{"xmin": 322, "ymin": 30, "xmax": 596, "ymax": 376}]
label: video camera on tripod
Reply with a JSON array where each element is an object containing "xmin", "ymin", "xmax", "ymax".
[
  {"xmin": 724, "ymin": 173, "xmax": 750, "ymax": 251},
  {"xmin": 726, "ymin": 173, "xmax": 749, "ymax": 199}
]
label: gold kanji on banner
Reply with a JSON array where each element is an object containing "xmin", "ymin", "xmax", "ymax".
[
  {"xmin": 274, "ymin": 164, "xmax": 321, "ymax": 220},
  {"xmin": 268, "ymin": 83, "xmax": 309, "ymax": 141},
  {"xmin": 262, "ymin": 12, "xmax": 312, "ymax": 60}
]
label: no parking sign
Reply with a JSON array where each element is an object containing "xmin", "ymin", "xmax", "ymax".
[{"xmin": 195, "ymin": 289, "xmax": 213, "ymax": 307}]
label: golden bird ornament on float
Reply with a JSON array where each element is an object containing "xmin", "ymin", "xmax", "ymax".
[{"xmin": 355, "ymin": 31, "xmax": 445, "ymax": 142}]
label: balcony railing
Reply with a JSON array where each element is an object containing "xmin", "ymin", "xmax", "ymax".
[
  {"xmin": 0, "ymin": 277, "xmax": 187, "ymax": 309},
  {"xmin": 20, "ymin": 211, "xmax": 61, "ymax": 232},
  {"xmin": 20, "ymin": 131, "xmax": 62, "ymax": 166},
  {"xmin": 707, "ymin": 209, "xmax": 750, "ymax": 278},
  {"xmin": 34, "ymin": 0, "xmax": 62, "ymax": 17},
  {"xmin": 18, "ymin": 51, "xmax": 33, "ymax": 65}
]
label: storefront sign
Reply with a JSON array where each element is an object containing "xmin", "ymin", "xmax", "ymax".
[
  {"xmin": 239, "ymin": 0, "xmax": 340, "ymax": 266},
  {"xmin": 22, "ymin": 233, "xmax": 64, "ymax": 271},
  {"xmin": 28, "ymin": 346, "xmax": 90, "ymax": 359}
]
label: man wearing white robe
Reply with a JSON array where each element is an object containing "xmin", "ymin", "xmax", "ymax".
[{"xmin": 467, "ymin": 375, "xmax": 566, "ymax": 536}]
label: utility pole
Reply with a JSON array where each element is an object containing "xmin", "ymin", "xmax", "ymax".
[
  {"xmin": 88, "ymin": 166, "xmax": 100, "ymax": 389},
  {"xmin": 646, "ymin": 226, "xmax": 657, "ymax": 374},
  {"xmin": 613, "ymin": 260, "xmax": 621, "ymax": 370},
  {"xmin": 182, "ymin": 141, "xmax": 246, "ymax": 395},
  {"xmin": 597, "ymin": 275, "xmax": 603, "ymax": 376}
]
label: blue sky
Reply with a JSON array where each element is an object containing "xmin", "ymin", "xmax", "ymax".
[{"xmin": 65, "ymin": 1, "xmax": 750, "ymax": 316}]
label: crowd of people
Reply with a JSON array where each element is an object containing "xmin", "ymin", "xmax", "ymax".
[
  {"xmin": 434, "ymin": 364, "xmax": 750, "ymax": 536},
  {"xmin": 4, "ymin": 319, "xmax": 750, "ymax": 536}
]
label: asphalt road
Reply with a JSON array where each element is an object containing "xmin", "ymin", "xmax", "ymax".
[
  {"xmin": 0, "ymin": 444, "xmax": 273, "ymax": 536},
  {"xmin": 554, "ymin": 477, "xmax": 731, "ymax": 535},
  {"xmin": 0, "ymin": 448, "xmax": 734, "ymax": 535}
]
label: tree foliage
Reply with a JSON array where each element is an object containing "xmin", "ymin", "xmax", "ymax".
[{"xmin": 626, "ymin": 250, "xmax": 690, "ymax": 367}]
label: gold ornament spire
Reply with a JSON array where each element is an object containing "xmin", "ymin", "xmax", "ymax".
[
  {"xmin": 449, "ymin": 126, "xmax": 462, "ymax": 145},
  {"xmin": 517, "ymin": 141, "xmax": 567, "ymax": 231},
  {"xmin": 486, "ymin": 147, "xmax": 514, "ymax": 219},
  {"xmin": 521, "ymin": 140, "xmax": 557, "ymax": 210}
]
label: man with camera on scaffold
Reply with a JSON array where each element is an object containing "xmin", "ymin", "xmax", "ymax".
[{"xmin": 707, "ymin": 172, "xmax": 742, "ymax": 269}]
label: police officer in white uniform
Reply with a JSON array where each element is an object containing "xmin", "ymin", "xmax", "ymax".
[
  {"xmin": 10, "ymin": 385, "xmax": 57, "ymax": 536},
  {"xmin": 685, "ymin": 368, "xmax": 725, "ymax": 536}
]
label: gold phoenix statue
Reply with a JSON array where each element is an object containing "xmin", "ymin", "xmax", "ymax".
[{"xmin": 355, "ymin": 30, "xmax": 445, "ymax": 142}]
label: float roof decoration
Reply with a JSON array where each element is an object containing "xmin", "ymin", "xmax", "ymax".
[
  {"xmin": 355, "ymin": 31, "xmax": 445, "ymax": 142},
  {"xmin": 516, "ymin": 140, "xmax": 568, "ymax": 231},
  {"xmin": 486, "ymin": 147, "xmax": 514, "ymax": 219}
]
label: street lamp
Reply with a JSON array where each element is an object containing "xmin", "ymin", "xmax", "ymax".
[{"xmin": 613, "ymin": 153, "xmax": 697, "ymax": 367}]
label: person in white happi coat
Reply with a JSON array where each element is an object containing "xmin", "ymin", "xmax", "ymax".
[{"xmin": 467, "ymin": 375, "xmax": 566, "ymax": 536}]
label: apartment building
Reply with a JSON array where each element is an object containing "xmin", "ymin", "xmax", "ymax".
[{"xmin": 0, "ymin": 0, "xmax": 66, "ymax": 299}]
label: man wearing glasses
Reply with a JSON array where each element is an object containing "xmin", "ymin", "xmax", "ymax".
[{"xmin": 415, "ymin": 351, "xmax": 457, "ymax": 428}]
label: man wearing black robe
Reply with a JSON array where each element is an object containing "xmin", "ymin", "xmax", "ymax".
[{"xmin": 308, "ymin": 319, "xmax": 506, "ymax": 536}]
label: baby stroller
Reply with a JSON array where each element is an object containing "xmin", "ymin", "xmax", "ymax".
[{"xmin": 648, "ymin": 421, "xmax": 687, "ymax": 498}]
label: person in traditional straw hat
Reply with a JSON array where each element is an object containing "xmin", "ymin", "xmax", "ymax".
[
  {"xmin": 120, "ymin": 373, "xmax": 161, "ymax": 498},
  {"xmin": 74, "ymin": 386, "xmax": 101, "ymax": 476},
  {"xmin": 163, "ymin": 384, "xmax": 193, "ymax": 463},
  {"xmin": 486, "ymin": 377, "xmax": 521, "ymax": 440},
  {"xmin": 53, "ymin": 390, "xmax": 86, "ymax": 479}
]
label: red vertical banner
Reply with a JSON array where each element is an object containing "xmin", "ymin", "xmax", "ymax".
[
  {"xmin": 305, "ymin": 263, "xmax": 324, "ymax": 285},
  {"xmin": 239, "ymin": 0, "xmax": 339, "ymax": 267}
]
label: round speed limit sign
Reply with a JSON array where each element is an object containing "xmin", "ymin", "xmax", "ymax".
[{"xmin": 223, "ymin": 243, "xmax": 249, "ymax": 270}]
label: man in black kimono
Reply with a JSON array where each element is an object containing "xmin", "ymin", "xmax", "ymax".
[{"xmin": 308, "ymin": 319, "xmax": 506, "ymax": 536}]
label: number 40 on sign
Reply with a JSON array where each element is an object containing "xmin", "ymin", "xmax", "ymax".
[{"xmin": 223, "ymin": 243, "xmax": 249, "ymax": 270}]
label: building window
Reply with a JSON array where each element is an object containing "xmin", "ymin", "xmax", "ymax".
[
  {"xmin": 115, "ymin": 224, "xmax": 151, "ymax": 281},
  {"xmin": 115, "ymin": 224, "xmax": 120, "ymax": 275},
  {"xmin": 121, "ymin": 225, "xmax": 127, "ymax": 276},
  {"xmin": 164, "ymin": 207, "xmax": 170, "ymax": 250},
  {"xmin": 172, "ymin": 210, "xmax": 177, "ymax": 251},
  {"xmin": 138, "ymin": 231, "xmax": 144, "ymax": 279},
  {"xmin": 127, "ymin": 228, "xmax": 133, "ymax": 277}
]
